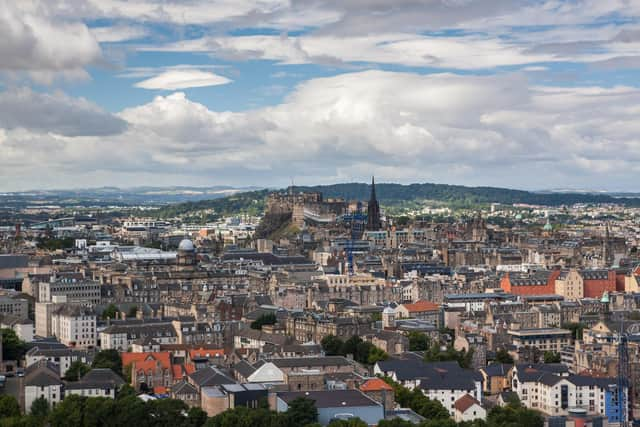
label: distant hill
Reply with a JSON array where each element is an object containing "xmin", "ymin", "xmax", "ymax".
[{"xmin": 152, "ymin": 182, "xmax": 640, "ymax": 217}]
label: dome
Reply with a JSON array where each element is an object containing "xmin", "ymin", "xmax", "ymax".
[
  {"xmin": 543, "ymin": 219, "xmax": 553, "ymax": 231},
  {"xmin": 178, "ymin": 239, "xmax": 195, "ymax": 251},
  {"xmin": 515, "ymin": 214, "xmax": 523, "ymax": 220}
]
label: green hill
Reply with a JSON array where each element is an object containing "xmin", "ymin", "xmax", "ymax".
[{"xmin": 152, "ymin": 183, "xmax": 640, "ymax": 218}]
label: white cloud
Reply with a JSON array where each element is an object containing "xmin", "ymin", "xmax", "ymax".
[
  {"xmin": 0, "ymin": 0, "xmax": 101, "ymax": 77},
  {"xmin": 0, "ymin": 88, "xmax": 126, "ymax": 136},
  {"xmin": 3, "ymin": 70, "xmax": 640, "ymax": 191},
  {"xmin": 134, "ymin": 69, "xmax": 232, "ymax": 90}
]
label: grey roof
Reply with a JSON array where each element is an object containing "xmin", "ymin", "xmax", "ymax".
[
  {"xmin": 481, "ymin": 363, "xmax": 512, "ymax": 377},
  {"xmin": 233, "ymin": 360, "xmax": 256, "ymax": 379},
  {"xmin": 377, "ymin": 359, "xmax": 479, "ymax": 390},
  {"xmin": 278, "ymin": 390, "xmax": 380, "ymax": 408},
  {"xmin": 270, "ymin": 356, "xmax": 351, "ymax": 368},
  {"xmin": 172, "ymin": 380, "xmax": 198, "ymax": 395},
  {"xmin": 65, "ymin": 368, "xmax": 124, "ymax": 390},
  {"xmin": 0, "ymin": 255, "xmax": 29, "ymax": 269},
  {"xmin": 25, "ymin": 364, "xmax": 62, "ymax": 387},
  {"xmin": 188, "ymin": 366, "xmax": 235, "ymax": 387}
]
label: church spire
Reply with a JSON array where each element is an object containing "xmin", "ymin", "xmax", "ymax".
[{"xmin": 366, "ymin": 176, "xmax": 382, "ymax": 231}]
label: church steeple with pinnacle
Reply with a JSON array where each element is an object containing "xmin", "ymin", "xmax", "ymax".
[{"xmin": 366, "ymin": 176, "xmax": 382, "ymax": 231}]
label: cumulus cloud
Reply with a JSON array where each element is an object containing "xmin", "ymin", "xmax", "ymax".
[
  {"xmin": 0, "ymin": 0, "xmax": 101, "ymax": 77},
  {"xmin": 3, "ymin": 71, "xmax": 640, "ymax": 191},
  {"xmin": 0, "ymin": 88, "xmax": 127, "ymax": 137},
  {"xmin": 134, "ymin": 69, "xmax": 232, "ymax": 90}
]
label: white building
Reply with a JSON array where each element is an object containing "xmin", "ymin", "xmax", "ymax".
[
  {"xmin": 50, "ymin": 305, "xmax": 96, "ymax": 348},
  {"xmin": 454, "ymin": 394, "xmax": 486, "ymax": 423},
  {"xmin": 24, "ymin": 364, "xmax": 63, "ymax": 413}
]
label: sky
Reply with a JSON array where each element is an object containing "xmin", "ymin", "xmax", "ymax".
[{"xmin": 2, "ymin": 1, "xmax": 640, "ymax": 192}]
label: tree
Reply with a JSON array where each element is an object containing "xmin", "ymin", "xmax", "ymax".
[
  {"xmin": 64, "ymin": 360, "xmax": 91, "ymax": 381},
  {"xmin": 328, "ymin": 418, "xmax": 368, "ymax": 427},
  {"xmin": 379, "ymin": 419, "xmax": 414, "ymax": 427},
  {"xmin": 562, "ymin": 322, "xmax": 586, "ymax": 340},
  {"xmin": 92, "ymin": 349, "xmax": 123, "ymax": 376},
  {"xmin": 543, "ymin": 351, "xmax": 561, "ymax": 364},
  {"xmin": 102, "ymin": 304, "xmax": 119, "ymax": 320},
  {"xmin": 381, "ymin": 377, "xmax": 450, "ymax": 421},
  {"xmin": 185, "ymin": 407, "xmax": 209, "ymax": 427},
  {"xmin": 321, "ymin": 335, "xmax": 344, "ymax": 356},
  {"xmin": 0, "ymin": 395, "xmax": 21, "ymax": 418},
  {"xmin": 29, "ymin": 396, "xmax": 50, "ymax": 418},
  {"xmin": 48, "ymin": 394, "xmax": 86, "ymax": 427},
  {"xmin": 205, "ymin": 406, "xmax": 284, "ymax": 427},
  {"xmin": 128, "ymin": 305, "xmax": 138, "ymax": 318},
  {"xmin": 1, "ymin": 328, "xmax": 27, "ymax": 361},
  {"xmin": 286, "ymin": 397, "xmax": 318, "ymax": 427},
  {"xmin": 250, "ymin": 313, "xmax": 277, "ymax": 330},
  {"xmin": 487, "ymin": 402, "xmax": 543, "ymax": 427},
  {"xmin": 407, "ymin": 332, "xmax": 430, "ymax": 352},
  {"xmin": 494, "ymin": 349, "xmax": 514, "ymax": 364}
]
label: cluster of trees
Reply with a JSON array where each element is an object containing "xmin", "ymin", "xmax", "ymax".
[
  {"xmin": 35, "ymin": 236, "xmax": 76, "ymax": 251},
  {"xmin": 406, "ymin": 332, "xmax": 473, "ymax": 369},
  {"xmin": 0, "ymin": 392, "xmax": 325, "ymax": 427},
  {"xmin": 562, "ymin": 322, "xmax": 586, "ymax": 340},
  {"xmin": 1, "ymin": 328, "xmax": 27, "ymax": 361},
  {"xmin": 321, "ymin": 335, "xmax": 388, "ymax": 365},
  {"xmin": 65, "ymin": 349, "xmax": 124, "ymax": 382},
  {"xmin": 493, "ymin": 349, "xmax": 514, "ymax": 364},
  {"xmin": 250, "ymin": 313, "xmax": 277, "ymax": 330}
]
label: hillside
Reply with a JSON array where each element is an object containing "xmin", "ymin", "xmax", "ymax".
[{"xmin": 152, "ymin": 183, "xmax": 640, "ymax": 218}]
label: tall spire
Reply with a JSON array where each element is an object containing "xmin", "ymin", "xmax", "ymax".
[
  {"xmin": 366, "ymin": 176, "xmax": 382, "ymax": 231},
  {"xmin": 370, "ymin": 176, "xmax": 376, "ymax": 200}
]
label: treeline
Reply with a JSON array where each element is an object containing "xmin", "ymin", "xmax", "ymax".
[
  {"xmin": 294, "ymin": 182, "xmax": 640, "ymax": 207},
  {"xmin": 153, "ymin": 190, "xmax": 269, "ymax": 218},
  {"xmin": 152, "ymin": 182, "xmax": 640, "ymax": 220},
  {"xmin": 321, "ymin": 335, "xmax": 388, "ymax": 365}
]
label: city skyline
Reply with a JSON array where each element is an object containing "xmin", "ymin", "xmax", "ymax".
[{"xmin": 2, "ymin": 1, "xmax": 640, "ymax": 191}]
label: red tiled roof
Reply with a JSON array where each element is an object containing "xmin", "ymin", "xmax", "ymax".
[
  {"xmin": 121, "ymin": 352, "xmax": 171, "ymax": 369},
  {"xmin": 360, "ymin": 378, "xmax": 393, "ymax": 392},
  {"xmin": 184, "ymin": 363, "xmax": 196, "ymax": 375},
  {"xmin": 153, "ymin": 386, "xmax": 168, "ymax": 394},
  {"xmin": 402, "ymin": 300, "xmax": 439, "ymax": 312},
  {"xmin": 454, "ymin": 394, "xmax": 480, "ymax": 413},
  {"xmin": 172, "ymin": 364, "xmax": 184, "ymax": 380}
]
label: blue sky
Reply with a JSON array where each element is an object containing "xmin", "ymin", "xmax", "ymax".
[{"xmin": 2, "ymin": 0, "xmax": 640, "ymax": 192}]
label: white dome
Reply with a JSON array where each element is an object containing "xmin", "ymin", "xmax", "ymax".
[{"xmin": 178, "ymin": 239, "xmax": 195, "ymax": 251}]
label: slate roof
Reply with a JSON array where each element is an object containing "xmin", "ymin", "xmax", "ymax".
[
  {"xmin": 188, "ymin": 366, "xmax": 235, "ymax": 387},
  {"xmin": 0, "ymin": 255, "xmax": 28, "ymax": 269},
  {"xmin": 65, "ymin": 368, "xmax": 124, "ymax": 390},
  {"xmin": 233, "ymin": 360, "xmax": 256, "ymax": 379},
  {"xmin": 278, "ymin": 390, "xmax": 381, "ymax": 408},
  {"xmin": 377, "ymin": 359, "xmax": 479, "ymax": 390},
  {"xmin": 481, "ymin": 363, "xmax": 512, "ymax": 377},
  {"xmin": 25, "ymin": 364, "xmax": 62, "ymax": 387},
  {"xmin": 172, "ymin": 379, "xmax": 198, "ymax": 395},
  {"xmin": 270, "ymin": 356, "xmax": 351, "ymax": 368}
]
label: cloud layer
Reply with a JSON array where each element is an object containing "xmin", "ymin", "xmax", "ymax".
[{"xmin": 2, "ymin": 70, "xmax": 640, "ymax": 190}]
